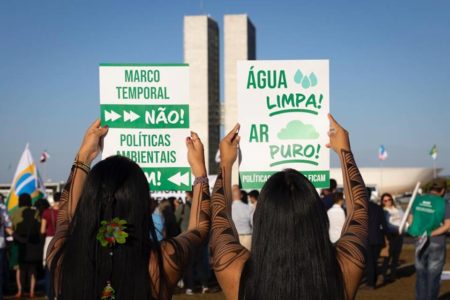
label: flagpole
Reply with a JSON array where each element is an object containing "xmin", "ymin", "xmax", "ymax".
[
  {"xmin": 433, "ymin": 159, "xmax": 436, "ymax": 179},
  {"xmin": 43, "ymin": 162, "xmax": 48, "ymax": 185},
  {"xmin": 430, "ymin": 145, "xmax": 437, "ymax": 179},
  {"xmin": 379, "ymin": 159, "xmax": 383, "ymax": 195},
  {"xmin": 399, "ymin": 181, "xmax": 421, "ymax": 234}
]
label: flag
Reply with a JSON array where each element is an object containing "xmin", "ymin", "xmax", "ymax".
[
  {"xmin": 430, "ymin": 145, "xmax": 438, "ymax": 160},
  {"xmin": 6, "ymin": 144, "xmax": 46, "ymax": 212},
  {"xmin": 378, "ymin": 145, "xmax": 388, "ymax": 161},
  {"xmin": 40, "ymin": 151, "xmax": 50, "ymax": 163}
]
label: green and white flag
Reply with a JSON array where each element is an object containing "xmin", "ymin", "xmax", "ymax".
[{"xmin": 430, "ymin": 145, "xmax": 438, "ymax": 160}]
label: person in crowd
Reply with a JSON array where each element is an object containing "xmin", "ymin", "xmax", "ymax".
[
  {"xmin": 174, "ymin": 198, "xmax": 182, "ymax": 214},
  {"xmin": 41, "ymin": 192, "xmax": 61, "ymax": 300},
  {"xmin": 231, "ymin": 185, "xmax": 253, "ymax": 250},
  {"xmin": 46, "ymin": 120, "xmax": 211, "ymax": 299},
  {"xmin": 176, "ymin": 190, "xmax": 210, "ymax": 295},
  {"xmin": 247, "ymin": 190, "xmax": 259, "ymax": 210},
  {"xmin": 327, "ymin": 192, "xmax": 346, "ymax": 243},
  {"xmin": 152, "ymin": 200, "xmax": 165, "ymax": 242},
  {"xmin": 407, "ymin": 178, "xmax": 450, "ymax": 300},
  {"xmin": 34, "ymin": 197, "xmax": 50, "ymax": 217},
  {"xmin": 10, "ymin": 194, "xmax": 38, "ymax": 297},
  {"xmin": 380, "ymin": 192, "xmax": 404, "ymax": 282},
  {"xmin": 166, "ymin": 196, "xmax": 177, "ymax": 213},
  {"xmin": 11, "ymin": 193, "xmax": 41, "ymax": 298},
  {"xmin": 182, "ymin": 242, "xmax": 210, "ymax": 296},
  {"xmin": 0, "ymin": 195, "xmax": 13, "ymax": 299},
  {"xmin": 159, "ymin": 199, "xmax": 180, "ymax": 239},
  {"xmin": 210, "ymin": 115, "xmax": 368, "ymax": 300},
  {"xmin": 321, "ymin": 178, "xmax": 337, "ymax": 210},
  {"xmin": 366, "ymin": 197, "xmax": 388, "ymax": 289},
  {"xmin": 175, "ymin": 191, "xmax": 196, "ymax": 295},
  {"xmin": 175, "ymin": 191, "xmax": 192, "ymax": 233},
  {"xmin": 240, "ymin": 190, "xmax": 248, "ymax": 204}
]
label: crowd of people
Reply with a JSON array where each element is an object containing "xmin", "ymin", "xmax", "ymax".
[
  {"xmin": 322, "ymin": 176, "xmax": 449, "ymax": 300},
  {"xmin": 322, "ymin": 183, "xmax": 405, "ymax": 289},
  {"xmin": 0, "ymin": 192, "xmax": 60, "ymax": 299},
  {"xmin": 0, "ymin": 180, "xmax": 259, "ymax": 298},
  {"xmin": 148, "ymin": 186, "xmax": 260, "ymax": 295},
  {"xmin": 0, "ymin": 116, "xmax": 448, "ymax": 299}
]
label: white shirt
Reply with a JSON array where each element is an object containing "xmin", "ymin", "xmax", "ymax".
[
  {"xmin": 383, "ymin": 206, "xmax": 404, "ymax": 232},
  {"xmin": 327, "ymin": 204, "xmax": 346, "ymax": 243},
  {"xmin": 232, "ymin": 200, "xmax": 253, "ymax": 235}
]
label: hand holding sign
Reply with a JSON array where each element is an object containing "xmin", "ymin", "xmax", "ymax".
[
  {"xmin": 220, "ymin": 123, "xmax": 241, "ymax": 168},
  {"xmin": 326, "ymin": 114, "xmax": 351, "ymax": 154},
  {"xmin": 78, "ymin": 119, "xmax": 109, "ymax": 164},
  {"xmin": 186, "ymin": 131, "xmax": 206, "ymax": 177}
]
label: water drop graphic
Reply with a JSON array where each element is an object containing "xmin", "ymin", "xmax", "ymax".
[
  {"xmin": 309, "ymin": 72, "xmax": 318, "ymax": 87},
  {"xmin": 302, "ymin": 76, "xmax": 311, "ymax": 89},
  {"xmin": 294, "ymin": 69, "xmax": 303, "ymax": 84}
]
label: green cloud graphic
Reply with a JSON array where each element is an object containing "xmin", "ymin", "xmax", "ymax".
[{"xmin": 277, "ymin": 120, "xmax": 320, "ymax": 140}]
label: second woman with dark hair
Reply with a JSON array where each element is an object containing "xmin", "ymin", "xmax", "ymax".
[
  {"xmin": 46, "ymin": 120, "xmax": 211, "ymax": 299},
  {"xmin": 210, "ymin": 115, "xmax": 368, "ymax": 300}
]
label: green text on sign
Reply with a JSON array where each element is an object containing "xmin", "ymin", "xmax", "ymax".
[
  {"xmin": 141, "ymin": 167, "xmax": 192, "ymax": 191},
  {"xmin": 240, "ymin": 170, "xmax": 330, "ymax": 189},
  {"xmin": 101, "ymin": 104, "xmax": 189, "ymax": 129}
]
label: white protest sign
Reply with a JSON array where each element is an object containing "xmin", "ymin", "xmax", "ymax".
[
  {"xmin": 237, "ymin": 60, "xmax": 330, "ymax": 189},
  {"xmin": 100, "ymin": 63, "xmax": 191, "ymax": 191}
]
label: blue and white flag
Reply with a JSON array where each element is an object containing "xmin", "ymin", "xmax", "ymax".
[
  {"xmin": 6, "ymin": 144, "xmax": 46, "ymax": 212},
  {"xmin": 378, "ymin": 145, "xmax": 388, "ymax": 161}
]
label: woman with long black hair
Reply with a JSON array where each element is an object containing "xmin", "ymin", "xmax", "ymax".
[
  {"xmin": 210, "ymin": 115, "xmax": 368, "ymax": 300},
  {"xmin": 46, "ymin": 120, "xmax": 211, "ymax": 300}
]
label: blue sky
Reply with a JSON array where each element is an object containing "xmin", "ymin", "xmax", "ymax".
[{"xmin": 1, "ymin": 0, "xmax": 449, "ymax": 182}]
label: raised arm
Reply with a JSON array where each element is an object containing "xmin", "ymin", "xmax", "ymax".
[
  {"xmin": 210, "ymin": 124, "xmax": 250, "ymax": 299},
  {"xmin": 155, "ymin": 132, "xmax": 211, "ymax": 290},
  {"xmin": 327, "ymin": 114, "xmax": 368, "ymax": 300},
  {"xmin": 45, "ymin": 162, "xmax": 87, "ymax": 268},
  {"xmin": 46, "ymin": 120, "xmax": 108, "ymax": 270}
]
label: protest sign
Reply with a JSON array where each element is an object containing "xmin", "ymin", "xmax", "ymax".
[
  {"xmin": 100, "ymin": 63, "xmax": 191, "ymax": 191},
  {"xmin": 237, "ymin": 60, "xmax": 330, "ymax": 189}
]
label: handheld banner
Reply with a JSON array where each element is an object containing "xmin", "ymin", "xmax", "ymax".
[
  {"xmin": 100, "ymin": 63, "xmax": 191, "ymax": 191},
  {"xmin": 237, "ymin": 60, "xmax": 330, "ymax": 189}
]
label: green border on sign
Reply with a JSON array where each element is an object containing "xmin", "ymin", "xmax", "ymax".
[
  {"xmin": 99, "ymin": 63, "xmax": 189, "ymax": 67},
  {"xmin": 240, "ymin": 170, "xmax": 330, "ymax": 189}
]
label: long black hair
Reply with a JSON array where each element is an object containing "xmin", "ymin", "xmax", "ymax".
[
  {"xmin": 239, "ymin": 169, "xmax": 344, "ymax": 300},
  {"xmin": 53, "ymin": 156, "xmax": 165, "ymax": 300}
]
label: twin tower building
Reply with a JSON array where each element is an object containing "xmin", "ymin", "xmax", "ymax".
[{"xmin": 184, "ymin": 15, "xmax": 256, "ymax": 174}]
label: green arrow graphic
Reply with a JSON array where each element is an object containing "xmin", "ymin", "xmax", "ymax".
[
  {"xmin": 142, "ymin": 167, "xmax": 192, "ymax": 191},
  {"xmin": 101, "ymin": 104, "xmax": 189, "ymax": 129}
]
